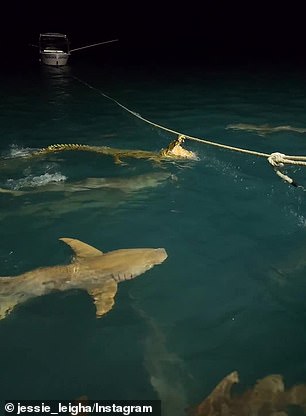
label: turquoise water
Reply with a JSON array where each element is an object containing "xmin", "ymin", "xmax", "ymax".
[{"xmin": 1, "ymin": 61, "xmax": 306, "ymax": 414}]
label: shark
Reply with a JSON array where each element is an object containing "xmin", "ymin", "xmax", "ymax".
[
  {"xmin": 0, "ymin": 238, "xmax": 167, "ymax": 321},
  {"xmin": 0, "ymin": 171, "xmax": 174, "ymax": 196},
  {"xmin": 140, "ymin": 310, "xmax": 191, "ymax": 416},
  {"xmin": 266, "ymin": 237, "xmax": 306, "ymax": 286},
  {"xmin": 226, "ymin": 123, "xmax": 306, "ymax": 136},
  {"xmin": 188, "ymin": 371, "xmax": 306, "ymax": 416},
  {"xmin": 0, "ymin": 172, "xmax": 175, "ymax": 222}
]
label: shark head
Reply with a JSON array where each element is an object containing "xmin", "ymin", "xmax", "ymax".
[{"xmin": 98, "ymin": 247, "xmax": 168, "ymax": 282}]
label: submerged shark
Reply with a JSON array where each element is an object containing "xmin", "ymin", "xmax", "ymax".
[
  {"xmin": 226, "ymin": 123, "xmax": 306, "ymax": 136},
  {"xmin": 0, "ymin": 172, "xmax": 173, "ymax": 196},
  {"xmin": 139, "ymin": 309, "xmax": 192, "ymax": 416},
  {"xmin": 0, "ymin": 171, "xmax": 175, "ymax": 222},
  {"xmin": 188, "ymin": 371, "xmax": 306, "ymax": 416},
  {"xmin": 0, "ymin": 238, "xmax": 167, "ymax": 320}
]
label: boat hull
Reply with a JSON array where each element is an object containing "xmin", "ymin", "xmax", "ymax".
[{"xmin": 40, "ymin": 52, "xmax": 69, "ymax": 66}]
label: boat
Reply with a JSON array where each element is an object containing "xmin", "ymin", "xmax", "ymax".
[
  {"xmin": 32, "ymin": 33, "xmax": 118, "ymax": 66},
  {"xmin": 39, "ymin": 33, "xmax": 70, "ymax": 66}
]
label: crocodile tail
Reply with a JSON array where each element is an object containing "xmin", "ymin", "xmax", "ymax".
[{"xmin": 32, "ymin": 143, "xmax": 90, "ymax": 156}]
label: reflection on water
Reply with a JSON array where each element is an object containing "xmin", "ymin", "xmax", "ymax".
[{"xmin": 41, "ymin": 64, "xmax": 72, "ymax": 90}]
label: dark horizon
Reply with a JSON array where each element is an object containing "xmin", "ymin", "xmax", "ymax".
[{"xmin": 2, "ymin": 1, "xmax": 306, "ymax": 68}]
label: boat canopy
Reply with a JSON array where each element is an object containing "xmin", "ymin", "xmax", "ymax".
[{"xmin": 39, "ymin": 33, "xmax": 69, "ymax": 53}]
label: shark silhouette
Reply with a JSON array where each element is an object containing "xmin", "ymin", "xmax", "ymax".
[
  {"xmin": 0, "ymin": 238, "xmax": 167, "ymax": 320},
  {"xmin": 0, "ymin": 172, "xmax": 173, "ymax": 196},
  {"xmin": 226, "ymin": 123, "xmax": 306, "ymax": 136},
  {"xmin": 0, "ymin": 172, "xmax": 175, "ymax": 222}
]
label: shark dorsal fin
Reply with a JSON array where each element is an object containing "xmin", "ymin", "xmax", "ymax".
[
  {"xmin": 88, "ymin": 279, "xmax": 118, "ymax": 317},
  {"xmin": 59, "ymin": 238, "xmax": 103, "ymax": 260}
]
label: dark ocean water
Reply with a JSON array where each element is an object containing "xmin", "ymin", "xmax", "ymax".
[{"xmin": 1, "ymin": 59, "xmax": 306, "ymax": 414}]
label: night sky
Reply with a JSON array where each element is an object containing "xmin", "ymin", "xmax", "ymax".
[{"xmin": 1, "ymin": 1, "xmax": 306, "ymax": 67}]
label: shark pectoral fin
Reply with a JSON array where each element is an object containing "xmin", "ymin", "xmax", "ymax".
[
  {"xmin": 88, "ymin": 279, "xmax": 118, "ymax": 318},
  {"xmin": 0, "ymin": 296, "xmax": 19, "ymax": 320},
  {"xmin": 59, "ymin": 238, "xmax": 103, "ymax": 260}
]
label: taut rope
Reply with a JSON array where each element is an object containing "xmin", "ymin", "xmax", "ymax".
[{"xmin": 71, "ymin": 74, "xmax": 306, "ymax": 187}]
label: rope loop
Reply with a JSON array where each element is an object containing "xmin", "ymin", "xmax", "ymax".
[{"xmin": 268, "ymin": 152, "xmax": 286, "ymax": 168}]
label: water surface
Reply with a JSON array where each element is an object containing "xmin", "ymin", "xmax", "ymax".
[{"xmin": 1, "ymin": 61, "xmax": 306, "ymax": 414}]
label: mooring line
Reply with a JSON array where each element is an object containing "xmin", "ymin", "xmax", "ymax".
[
  {"xmin": 71, "ymin": 73, "xmax": 306, "ymax": 188},
  {"xmin": 72, "ymin": 75, "xmax": 270, "ymax": 157}
]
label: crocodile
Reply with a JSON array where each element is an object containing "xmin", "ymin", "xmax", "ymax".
[{"xmin": 31, "ymin": 135, "xmax": 198, "ymax": 164}]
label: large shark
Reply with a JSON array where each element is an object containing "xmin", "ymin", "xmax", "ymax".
[
  {"xmin": 0, "ymin": 238, "xmax": 167, "ymax": 320},
  {"xmin": 0, "ymin": 171, "xmax": 174, "ymax": 196},
  {"xmin": 0, "ymin": 172, "xmax": 175, "ymax": 222},
  {"xmin": 226, "ymin": 123, "xmax": 306, "ymax": 136}
]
